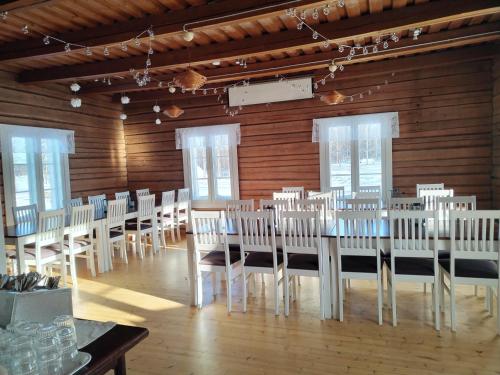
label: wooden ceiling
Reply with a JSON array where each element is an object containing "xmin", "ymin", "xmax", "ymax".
[{"xmin": 0, "ymin": 0, "xmax": 498, "ymax": 96}]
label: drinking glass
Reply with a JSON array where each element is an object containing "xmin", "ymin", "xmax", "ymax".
[
  {"xmin": 37, "ymin": 324, "xmax": 58, "ymax": 340},
  {"xmin": 0, "ymin": 329, "xmax": 14, "ymax": 374},
  {"xmin": 56, "ymin": 327, "xmax": 79, "ymax": 364},
  {"xmin": 38, "ymin": 351, "xmax": 63, "ymax": 375},
  {"xmin": 10, "ymin": 347, "xmax": 38, "ymax": 375},
  {"xmin": 53, "ymin": 315, "xmax": 77, "ymax": 342},
  {"xmin": 14, "ymin": 322, "xmax": 41, "ymax": 338}
]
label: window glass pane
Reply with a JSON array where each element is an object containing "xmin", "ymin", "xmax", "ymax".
[
  {"xmin": 358, "ymin": 123, "xmax": 382, "ymax": 189},
  {"xmin": 41, "ymin": 138, "xmax": 64, "ymax": 210},
  {"xmin": 12, "ymin": 137, "xmax": 36, "ymax": 207},
  {"xmin": 189, "ymin": 136, "xmax": 209, "ymax": 200},
  {"xmin": 212, "ymin": 135, "xmax": 232, "ymax": 199},
  {"xmin": 328, "ymin": 126, "xmax": 352, "ymax": 197}
]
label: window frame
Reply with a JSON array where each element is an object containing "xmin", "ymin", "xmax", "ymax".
[
  {"xmin": 318, "ymin": 114, "xmax": 393, "ymax": 201},
  {"xmin": 1, "ymin": 129, "xmax": 71, "ymax": 225},
  {"xmin": 181, "ymin": 124, "xmax": 240, "ymax": 208}
]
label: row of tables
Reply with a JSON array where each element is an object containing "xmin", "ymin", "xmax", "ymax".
[{"xmin": 186, "ymin": 213, "xmax": 493, "ymax": 320}]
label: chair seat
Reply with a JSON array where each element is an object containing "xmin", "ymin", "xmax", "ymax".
[
  {"xmin": 287, "ymin": 254, "xmax": 319, "ymax": 271},
  {"xmin": 341, "ymin": 255, "xmax": 382, "ymax": 273},
  {"xmin": 6, "ymin": 249, "xmax": 18, "ymax": 259},
  {"xmin": 438, "ymin": 250, "xmax": 450, "ymax": 259},
  {"xmin": 125, "ymin": 222, "xmax": 152, "ymax": 231},
  {"xmin": 229, "ymin": 244, "xmax": 240, "ymax": 252},
  {"xmin": 109, "ymin": 230, "xmax": 124, "ymax": 239},
  {"xmin": 245, "ymin": 252, "xmax": 283, "ymax": 268},
  {"xmin": 384, "ymin": 257, "xmax": 435, "ymax": 276},
  {"xmin": 200, "ymin": 251, "xmax": 240, "ymax": 266},
  {"xmin": 24, "ymin": 246, "xmax": 61, "ymax": 260},
  {"xmin": 439, "ymin": 259, "xmax": 498, "ymax": 279}
]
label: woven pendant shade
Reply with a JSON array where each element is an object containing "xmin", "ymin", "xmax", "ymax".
[
  {"xmin": 163, "ymin": 105, "xmax": 184, "ymax": 118},
  {"xmin": 320, "ymin": 90, "xmax": 345, "ymax": 105},
  {"xmin": 173, "ymin": 69, "xmax": 207, "ymax": 91}
]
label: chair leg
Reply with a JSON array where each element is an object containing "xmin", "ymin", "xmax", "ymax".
[
  {"xmin": 242, "ymin": 270, "xmax": 248, "ymax": 313},
  {"xmin": 121, "ymin": 239, "xmax": 128, "ymax": 264},
  {"xmin": 319, "ymin": 274, "xmax": 325, "ymax": 321},
  {"xmin": 211, "ymin": 273, "xmax": 217, "ymax": 298},
  {"xmin": 136, "ymin": 231, "xmax": 143, "ymax": 258},
  {"xmin": 297, "ymin": 276, "xmax": 301, "ymax": 286},
  {"xmin": 434, "ymin": 278, "xmax": 440, "ymax": 331},
  {"xmin": 170, "ymin": 227, "xmax": 176, "ymax": 243},
  {"xmin": 391, "ymin": 275, "xmax": 397, "ymax": 327},
  {"xmin": 59, "ymin": 254, "xmax": 67, "ymax": 287},
  {"xmin": 196, "ymin": 269, "xmax": 203, "ymax": 309},
  {"xmin": 284, "ymin": 273, "xmax": 290, "ymax": 317},
  {"xmin": 88, "ymin": 248, "xmax": 96, "ymax": 277},
  {"xmin": 226, "ymin": 270, "xmax": 232, "ymax": 314},
  {"xmin": 424, "ymin": 283, "xmax": 427, "ymax": 294},
  {"xmin": 69, "ymin": 254, "xmax": 78, "ymax": 287},
  {"xmin": 177, "ymin": 224, "xmax": 181, "ymax": 241},
  {"xmin": 292, "ymin": 276, "xmax": 297, "ymax": 301},
  {"xmin": 450, "ymin": 280, "xmax": 457, "ymax": 332},
  {"xmin": 377, "ymin": 275, "xmax": 383, "ymax": 326},
  {"xmin": 274, "ymin": 275, "xmax": 280, "ymax": 316},
  {"xmin": 160, "ymin": 227, "xmax": 167, "ymax": 249},
  {"xmin": 261, "ymin": 273, "xmax": 265, "ymax": 285},
  {"xmin": 440, "ymin": 271, "xmax": 445, "ymax": 312},
  {"xmin": 338, "ymin": 275, "xmax": 344, "ymax": 322},
  {"xmin": 474, "ymin": 285, "xmax": 478, "ymax": 296}
]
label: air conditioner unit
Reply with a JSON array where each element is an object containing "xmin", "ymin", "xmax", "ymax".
[{"xmin": 228, "ymin": 77, "xmax": 313, "ymax": 107}]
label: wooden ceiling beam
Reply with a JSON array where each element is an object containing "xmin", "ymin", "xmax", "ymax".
[
  {"xmin": 83, "ymin": 22, "xmax": 499, "ymax": 96},
  {"xmin": 17, "ymin": 0, "xmax": 500, "ymax": 83},
  {"xmin": 0, "ymin": 0, "xmax": 326, "ymax": 62}
]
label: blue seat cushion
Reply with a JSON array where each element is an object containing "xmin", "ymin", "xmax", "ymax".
[
  {"xmin": 200, "ymin": 251, "xmax": 240, "ymax": 266},
  {"xmin": 245, "ymin": 252, "xmax": 283, "ymax": 268},
  {"xmin": 341, "ymin": 255, "xmax": 382, "ymax": 273},
  {"xmin": 287, "ymin": 254, "xmax": 318, "ymax": 271},
  {"xmin": 439, "ymin": 259, "xmax": 498, "ymax": 279},
  {"xmin": 384, "ymin": 257, "xmax": 435, "ymax": 276},
  {"xmin": 125, "ymin": 222, "xmax": 152, "ymax": 231}
]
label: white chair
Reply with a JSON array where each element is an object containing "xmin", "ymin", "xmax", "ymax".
[
  {"xmin": 281, "ymin": 211, "xmax": 325, "ymax": 320},
  {"xmin": 107, "ymin": 199, "xmax": 127, "ymax": 263},
  {"xmin": 65, "ymin": 204, "xmax": 95, "ymax": 287},
  {"xmin": 308, "ymin": 191, "xmax": 335, "ymax": 212},
  {"xmin": 159, "ymin": 191, "xmax": 177, "ymax": 247},
  {"xmin": 416, "ymin": 183, "xmax": 444, "ymax": 197},
  {"xmin": 336, "ymin": 210, "xmax": 383, "ymax": 324},
  {"xmin": 125, "ymin": 195, "xmax": 156, "ymax": 258},
  {"xmin": 176, "ymin": 188, "xmax": 190, "ymax": 239},
  {"xmin": 331, "ymin": 186, "xmax": 345, "ymax": 209},
  {"xmin": 282, "ymin": 186, "xmax": 304, "ymax": 200},
  {"xmin": 346, "ymin": 198, "xmax": 379, "ymax": 210},
  {"xmin": 192, "ymin": 210, "xmax": 241, "ymax": 313},
  {"xmin": 88, "ymin": 194, "xmax": 107, "ymax": 213},
  {"xmin": 272, "ymin": 192, "xmax": 298, "ymax": 209},
  {"xmin": 439, "ymin": 210, "xmax": 500, "ymax": 333},
  {"xmin": 420, "ymin": 189, "xmax": 454, "ymax": 211},
  {"xmin": 359, "ymin": 185, "xmax": 381, "ymax": 194},
  {"xmin": 136, "ymin": 188, "xmax": 150, "ymax": 198},
  {"xmin": 387, "ymin": 210, "xmax": 440, "ymax": 330},
  {"xmin": 295, "ymin": 198, "xmax": 328, "ymax": 226},
  {"xmin": 13, "ymin": 204, "xmax": 37, "ymax": 225},
  {"xmin": 24, "ymin": 209, "xmax": 66, "ymax": 285},
  {"xmin": 259, "ymin": 199, "xmax": 290, "ymax": 229},
  {"xmin": 389, "ymin": 197, "xmax": 424, "ymax": 210},
  {"xmin": 115, "ymin": 191, "xmax": 131, "ymax": 207},
  {"xmin": 225, "ymin": 199, "xmax": 254, "ymax": 220},
  {"xmin": 353, "ymin": 191, "xmax": 380, "ymax": 199},
  {"xmin": 236, "ymin": 211, "xmax": 282, "ymax": 315},
  {"xmin": 65, "ymin": 198, "xmax": 83, "ymax": 215}
]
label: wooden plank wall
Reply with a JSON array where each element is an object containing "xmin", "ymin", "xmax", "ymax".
[
  {"xmin": 123, "ymin": 56, "xmax": 494, "ymax": 208},
  {"xmin": 0, "ymin": 71, "xmax": 128, "ymax": 214},
  {"xmin": 492, "ymin": 56, "xmax": 500, "ymax": 208}
]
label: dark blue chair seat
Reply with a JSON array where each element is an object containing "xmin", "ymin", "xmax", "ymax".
[
  {"xmin": 341, "ymin": 255, "xmax": 383, "ymax": 273},
  {"xmin": 384, "ymin": 257, "xmax": 435, "ymax": 276},
  {"xmin": 200, "ymin": 251, "xmax": 240, "ymax": 266},
  {"xmin": 125, "ymin": 222, "xmax": 152, "ymax": 231},
  {"xmin": 287, "ymin": 254, "xmax": 318, "ymax": 271},
  {"xmin": 245, "ymin": 252, "xmax": 283, "ymax": 268},
  {"xmin": 439, "ymin": 259, "xmax": 498, "ymax": 279}
]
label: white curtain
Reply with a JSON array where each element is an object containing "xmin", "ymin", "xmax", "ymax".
[
  {"xmin": 312, "ymin": 112, "xmax": 399, "ymax": 143},
  {"xmin": 0, "ymin": 124, "xmax": 75, "ymax": 154},
  {"xmin": 175, "ymin": 123, "xmax": 240, "ymax": 150}
]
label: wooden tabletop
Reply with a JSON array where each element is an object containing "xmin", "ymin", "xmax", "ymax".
[{"xmin": 76, "ymin": 324, "xmax": 149, "ymax": 375}]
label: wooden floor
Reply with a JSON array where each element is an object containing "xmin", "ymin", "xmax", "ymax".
[{"xmin": 72, "ymin": 239, "xmax": 500, "ymax": 375}]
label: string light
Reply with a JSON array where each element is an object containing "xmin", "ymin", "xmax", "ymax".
[
  {"xmin": 21, "ymin": 25, "xmax": 29, "ymax": 34},
  {"xmin": 0, "ymin": 11, "xmax": 8, "ymax": 20},
  {"xmin": 70, "ymin": 98, "xmax": 81, "ymax": 108},
  {"xmin": 119, "ymin": 113, "xmax": 127, "ymax": 120},
  {"xmin": 120, "ymin": 94, "xmax": 130, "ymax": 104},
  {"xmin": 70, "ymin": 82, "xmax": 81, "ymax": 92}
]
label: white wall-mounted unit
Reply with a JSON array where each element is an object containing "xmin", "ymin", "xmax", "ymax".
[{"xmin": 228, "ymin": 77, "xmax": 313, "ymax": 107}]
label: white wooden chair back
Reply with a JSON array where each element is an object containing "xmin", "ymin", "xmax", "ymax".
[
  {"xmin": 307, "ymin": 191, "xmax": 321, "ymax": 197},
  {"xmin": 353, "ymin": 191, "xmax": 380, "ymax": 199},
  {"xmin": 13, "ymin": 204, "xmax": 37, "ymax": 225},
  {"xmin": 295, "ymin": 198, "xmax": 328, "ymax": 226},
  {"xmin": 259, "ymin": 199, "xmax": 290, "ymax": 228},
  {"xmin": 36, "ymin": 209, "xmax": 65, "ymax": 248},
  {"xmin": 88, "ymin": 194, "xmax": 107, "ymax": 212},
  {"xmin": 420, "ymin": 188, "xmax": 454, "ymax": 211},
  {"xmin": 389, "ymin": 210, "xmax": 438, "ymax": 259},
  {"xmin": 331, "ymin": 186, "xmax": 345, "ymax": 209},
  {"xmin": 449, "ymin": 210, "xmax": 500, "ymax": 261},
  {"xmin": 336, "ymin": 210, "xmax": 381, "ymax": 257},
  {"xmin": 136, "ymin": 188, "xmax": 150, "ymax": 198},
  {"xmin": 236, "ymin": 211, "xmax": 276, "ymax": 257},
  {"xmin": 115, "ymin": 191, "xmax": 131, "ymax": 207},
  {"xmin": 161, "ymin": 190, "xmax": 176, "ymax": 216},
  {"xmin": 282, "ymin": 186, "xmax": 304, "ymax": 200},
  {"xmin": 69, "ymin": 204, "xmax": 94, "ymax": 238},
  {"xmin": 65, "ymin": 198, "xmax": 83, "ymax": 215},
  {"xmin": 346, "ymin": 198, "xmax": 379, "ymax": 211},
  {"xmin": 359, "ymin": 185, "xmax": 380, "ymax": 194},
  {"xmin": 191, "ymin": 210, "xmax": 226, "ymax": 253},
  {"xmin": 138, "ymin": 195, "xmax": 155, "ymax": 221},
  {"xmin": 437, "ymin": 196, "xmax": 476, "ymax": 212},
  {"xmin": 280, "ymin": 211, "xmax": 322, "ymax": 256},
  {"xmin": 107, "ymin": 199, "xmax": 127, "ymax": 228},
  {"xmin": 178, "ymin": 188, "xmax": 190, "ymax": 211},
  {"xmin": 389, "ymin": 197, "xmax": 424, "ymax": 210},
  {"xmin": 308, "ymin": 191, "xmax": 335, "ymax": 211},
  {"xmin": 416, "ymin": 183, "xmax": 444, "ymax": 198},
  {"xmin": 226, "ymin": 199, "xmax": 254, "ymax": 220},
  {"xmin": 272, "ymin": 192, "xmax": 298, "ymax": 209}
]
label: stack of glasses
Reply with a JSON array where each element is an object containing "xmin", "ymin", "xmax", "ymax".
[{"xmin": 0, "ymin": 315, "xmax": 79, "ymax": 375}]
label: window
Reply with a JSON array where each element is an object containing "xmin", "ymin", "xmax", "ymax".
[
  {"xmin": 0, "ymin": 125, "xmax": 73, "ymax": 224},
  {"xmin": 314, "ymin": 113, "xmax": 398, "ymax": 200},
  {"xmin": 177, "ymin": 124, "xmax": 239, "ymax": 206}
]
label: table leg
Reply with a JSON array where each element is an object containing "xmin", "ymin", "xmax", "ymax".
[
  {"xmin": 329, "ymin": 238, "xmax": 339, "ymax": 320},
  {"xmin": 151, "ymin": 218, "xmax": 159, "ymax": 254},
  {"xmin": 186, "ymin": 233, "xmax": 196, "ymax": 306},
  {"xmin": 114, "ymin": 355, "xmax": 126, "ymax": 375},
  {"xmin": 16, "ymin": 238, "xmax": 27, "ymax": 274},
  {"xmin": 322, "ymin": 238, "xmax": 332, "ymax": 319},
  {"xmin": 95, "ymin": 220, "xmax": 105, "ymax": 273}
]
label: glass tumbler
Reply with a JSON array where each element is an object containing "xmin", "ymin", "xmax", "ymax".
[
  {"xmin": 9, "ymin": 347, "xmax": 38, "ymax": 375},
  {"xmin": 53, "ymin": 315, "xmax": 77, "ymax": 342},
  {"xmin": 38, "ymin": 351, "xmax": 63, "ymax": 375},
  {"xmin": 56, "ymin": 327, "xmax": 79, "ymax": 365}
]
